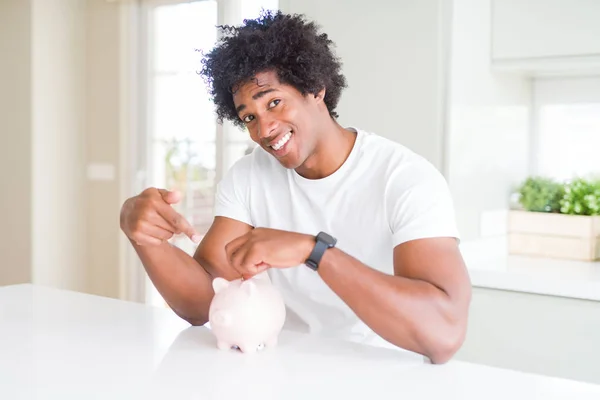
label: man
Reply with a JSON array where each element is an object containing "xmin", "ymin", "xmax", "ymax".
[{"xmin": 120, "ymin": 11, "xmax": 471, "ymax": 364}]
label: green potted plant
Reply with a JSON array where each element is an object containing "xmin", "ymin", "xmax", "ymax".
[{"xmin": 508, "ymin": 176, "xmax": 600, "ymax": 261}]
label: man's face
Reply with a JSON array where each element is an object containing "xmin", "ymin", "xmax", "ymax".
[{"xmin": 232, "ymin": 70, "xmax": 322, "ymax": 169}]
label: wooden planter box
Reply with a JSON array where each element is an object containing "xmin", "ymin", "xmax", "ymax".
[{"xmin": 508, "ymin": 210, "xmax": 600, "ymax": 261}]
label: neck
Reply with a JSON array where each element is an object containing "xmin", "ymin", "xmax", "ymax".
[{"xmin": 295, "ymin": 118, "xmax": 357, "ymax": 180}]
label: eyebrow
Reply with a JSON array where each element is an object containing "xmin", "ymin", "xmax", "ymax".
[{"xmin": 235, "ymin": 88, "xmax": 278, "ymax": 114}]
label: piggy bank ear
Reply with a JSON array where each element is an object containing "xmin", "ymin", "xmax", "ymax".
[{"xmin": 212, "ymin": 277, "xmax": 230, "ymax": 294}]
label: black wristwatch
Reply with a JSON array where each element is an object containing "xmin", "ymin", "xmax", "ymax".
[{"xmin": 305, "ymin": 232, "xmax": 337, "ymax": 271}]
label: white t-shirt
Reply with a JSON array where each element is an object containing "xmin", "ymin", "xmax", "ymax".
[{"xmin": 213, "ymin": 127, "xmax": 460, "ymax": 360}]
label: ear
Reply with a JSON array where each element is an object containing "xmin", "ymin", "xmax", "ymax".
[
  {"xmin": 313, "ymin": 87, "xmax": 326, "ymax": 103},
  {"xmin": 212, "ymin": 277, "xmax": 230, "ymax": 294}
]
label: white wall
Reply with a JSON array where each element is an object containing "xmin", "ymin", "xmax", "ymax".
[
  {"xmin": 280, "ymin": 0, "xmax": 451, "ymax": 171},
  {"xmin": 0, "ymin": 0, "xmax": 33, "ymax": 285},
  {"xmin": 446, "ymin": 0, "xmax": 532, "ymax": 240},
  {"xmin": 0, "ymin": 0, "xmax": 87, "ymax": 292},
  {"xmin": 31, "ymin": 0, "xmax": 87, "ymax": 291}
]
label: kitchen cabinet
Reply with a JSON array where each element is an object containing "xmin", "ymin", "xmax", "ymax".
[{"xmin": 491, "ymin": 0, "xmax": 600, "ymax": 75}]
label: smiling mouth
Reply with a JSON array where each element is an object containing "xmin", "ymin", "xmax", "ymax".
[{"xmin": 270, "ymin": 131, "xmax": 293, "ymax": 151}]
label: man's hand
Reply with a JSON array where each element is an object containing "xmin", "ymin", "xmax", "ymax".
[
  {"xmin": 224, "ymin": 228, "xmax": 314, "ymax": 279},
  {"xmin": 120, "ymin": 188, "xmax": 201, "ymax": 246}
]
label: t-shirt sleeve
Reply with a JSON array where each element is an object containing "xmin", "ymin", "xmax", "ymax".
[
  {"xmin": 385, "ymin": 158, "xmax": 460, "ymax": 247},
  {"xmin": 213, "ymin": 155, "xmax": 254, "ymax": 227}
]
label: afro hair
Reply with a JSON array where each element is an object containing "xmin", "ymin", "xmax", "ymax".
[{"xmin": 199, "ymin": 10, "xmax": 347, "ymax": 127}]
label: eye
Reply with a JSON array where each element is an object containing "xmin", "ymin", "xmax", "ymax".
[
  {"xmin": 268, "ymin": 99, "xmax": 281, "ymax": 108},
  {"xmin": 243, "ymin": 114, "xmax": 255, "ymax": 123}
]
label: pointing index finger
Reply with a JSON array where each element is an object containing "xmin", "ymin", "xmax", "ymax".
[{"xmin": 156, "ymin": 202, "xmax": 201, "ymax": 243}]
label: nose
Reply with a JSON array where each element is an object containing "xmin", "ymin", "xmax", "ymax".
[{"xmin": 257, "ymin": 114, "xmax": 279, "ymax": 141}]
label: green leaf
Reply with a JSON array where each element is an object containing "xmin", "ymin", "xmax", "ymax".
[
  {"xmin": 516, "ymin": 176, "xmax": 564, "ymax": 213},
  {"xmin": 559, "ymin": 178, "xmax": 600, "ymax": 216}
]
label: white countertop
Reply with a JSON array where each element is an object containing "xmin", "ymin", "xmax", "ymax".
[
  {"xmin": 2, "ymin": 284, "xmax": 600, "ymax": 399},
  {"xmin": 460, "ymin": 237, "xmax": 600, "ymax": 301}
]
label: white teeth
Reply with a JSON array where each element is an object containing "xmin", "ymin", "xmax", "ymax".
[{"xmin": 271, "ymin": 131, "xmax": 292, "ymax": 151}]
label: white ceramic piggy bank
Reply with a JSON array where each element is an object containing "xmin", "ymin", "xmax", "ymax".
[{"xmin": 208, "ymin": 272, "xmax": 286, "ymax": 353}]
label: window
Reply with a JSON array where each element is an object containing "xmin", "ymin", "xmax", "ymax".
[
  {"xmin": 145, "ymin": 1, "xmax": 219, "ymax": 253},
  {"xmin": 138, "ymin": 0, "xmax": 278, "ymax": 307},
  {"xmin": 532, "ymin": 77, "xmax": 600, "ymax": 182}
]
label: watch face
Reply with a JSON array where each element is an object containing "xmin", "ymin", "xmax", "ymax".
[{"xmin": 317, "ymin": 232, "xmax": 337, "ymax": 246}]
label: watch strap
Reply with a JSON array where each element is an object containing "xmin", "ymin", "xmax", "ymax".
[
  {"xmin": 305, "ymin": 232, "xmax": 336, "ymax": 271},
  {"xmin": 305, "ymin": 239, "xmax": 329, "ymax": 271}
]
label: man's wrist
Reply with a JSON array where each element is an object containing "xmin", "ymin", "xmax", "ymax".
[
  {"xmin": 301, "ymin": 233, "xmax": 315, "ymax": 261},
  {"xmin": 316, "ymin": 245, "xmax": 337, "ymax": 276}
]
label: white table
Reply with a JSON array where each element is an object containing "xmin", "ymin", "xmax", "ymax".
[{"xmin": 2, "ymin": 284, "xmax": 600, "ymax": 399}]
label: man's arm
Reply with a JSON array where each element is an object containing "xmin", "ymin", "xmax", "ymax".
[
  {"xmin": 132, "ymin": 239, "xmax": 213, "ymax": 326},
  {"xmin": 121, "ymin": 187, "xmax": 253, "ymax": 325},
  {"xmin": 224, "ymin": 227, "xmax": 470, "ymax": 363},
  {"xmin": 317, "ymin": 236, "xmax": 471, "ymax": 364},
  {"xmin": 139, "ymin": 216, "xmax": 252, "ymax": 325}
]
